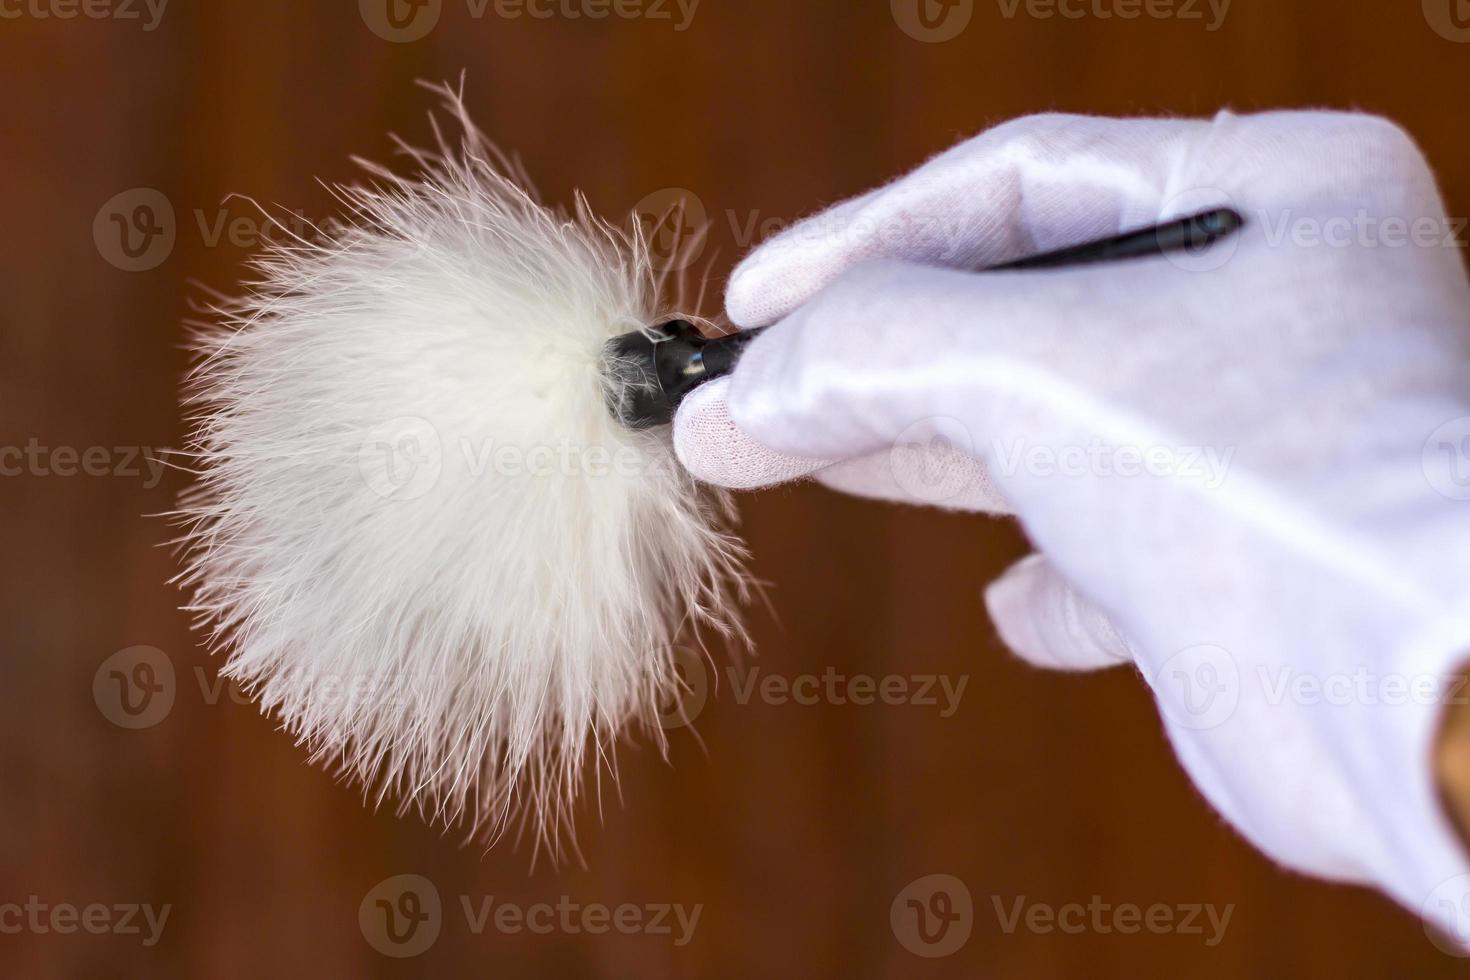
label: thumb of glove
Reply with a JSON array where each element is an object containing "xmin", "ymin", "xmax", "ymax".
[{"xmin": 985, "ymin": 554, "xmax": 1134, "ymax": 672}]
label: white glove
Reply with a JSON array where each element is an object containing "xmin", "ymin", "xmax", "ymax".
[{"xmin": 674, "ymin": 110, "xmax": 1470, "ymax": 941}]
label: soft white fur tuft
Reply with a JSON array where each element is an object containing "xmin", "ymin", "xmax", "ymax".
[{"xmin": 175, "ymin": 84, "xmax": 748, "ymax": 856}]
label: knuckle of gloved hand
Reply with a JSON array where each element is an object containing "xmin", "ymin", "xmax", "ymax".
[
  {"xmin": 931, "ymin": 114, "xmax": 1113, "ymax": 184},
  {"xmin": 982, "ymin": 112, "xmax": 1112, "ymax": 147},
  {"xmin": 1345, "ymin": 114, "xmax": 1432, "ymax": 168},
  {"xmin": 971, "ymin": 114, "xmax": 1110, "ymax": 172},
  {"xmin": 1342, "ymin": 121, "xmax": 1442, "ymax": 226},
  {"xmin": 1202, "ymin": 112, "xmax": 1435, "ymax": 216},
  {"xmin": 1298, "ymin": 113, "xmax": 1434, "ymax": 194},
  {"xmin": 977, "ymin": 112, "xmax": 1081, "ymax": 146}
]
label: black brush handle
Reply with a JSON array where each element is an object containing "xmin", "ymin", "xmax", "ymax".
[
  {"xmin": 607, "ymin": 208, "xmax": 1245, "ymax": 428},
  {"xmin": 988, "ymin": 206, "xmax": 1243, "ymax": 269}
]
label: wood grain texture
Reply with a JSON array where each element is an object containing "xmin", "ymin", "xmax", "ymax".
[{"xmin": 1, "ymin": 0, "xmax": 1467, "ymax": 976}]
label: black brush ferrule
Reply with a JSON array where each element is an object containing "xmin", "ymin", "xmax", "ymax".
[{"xmin": 603, "ymin": 320, "xmax": 761, "ymax": 429}]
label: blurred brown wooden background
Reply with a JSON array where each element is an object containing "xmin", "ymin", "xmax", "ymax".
[{"xmin": 2, "ymin": 0, "xmax": 1469, "ymax": 976}]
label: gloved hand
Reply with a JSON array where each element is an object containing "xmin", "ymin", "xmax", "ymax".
[{"xmin": 674, "ymin": 110, "xmax": 1470, "ymax": 942}]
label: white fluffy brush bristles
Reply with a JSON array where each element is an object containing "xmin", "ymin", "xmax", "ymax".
[{"xmin": 174, "ymin": 83, "xmax": 749, "ymax": 858}]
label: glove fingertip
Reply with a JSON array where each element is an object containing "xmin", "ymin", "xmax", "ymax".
[
  {"xmin": 725, "ymin": 258, "xmax": 798, "ymax": 329},
  {"xmin": 672, "ymin": 379, "xmax": 830, "ymax": 489}
]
